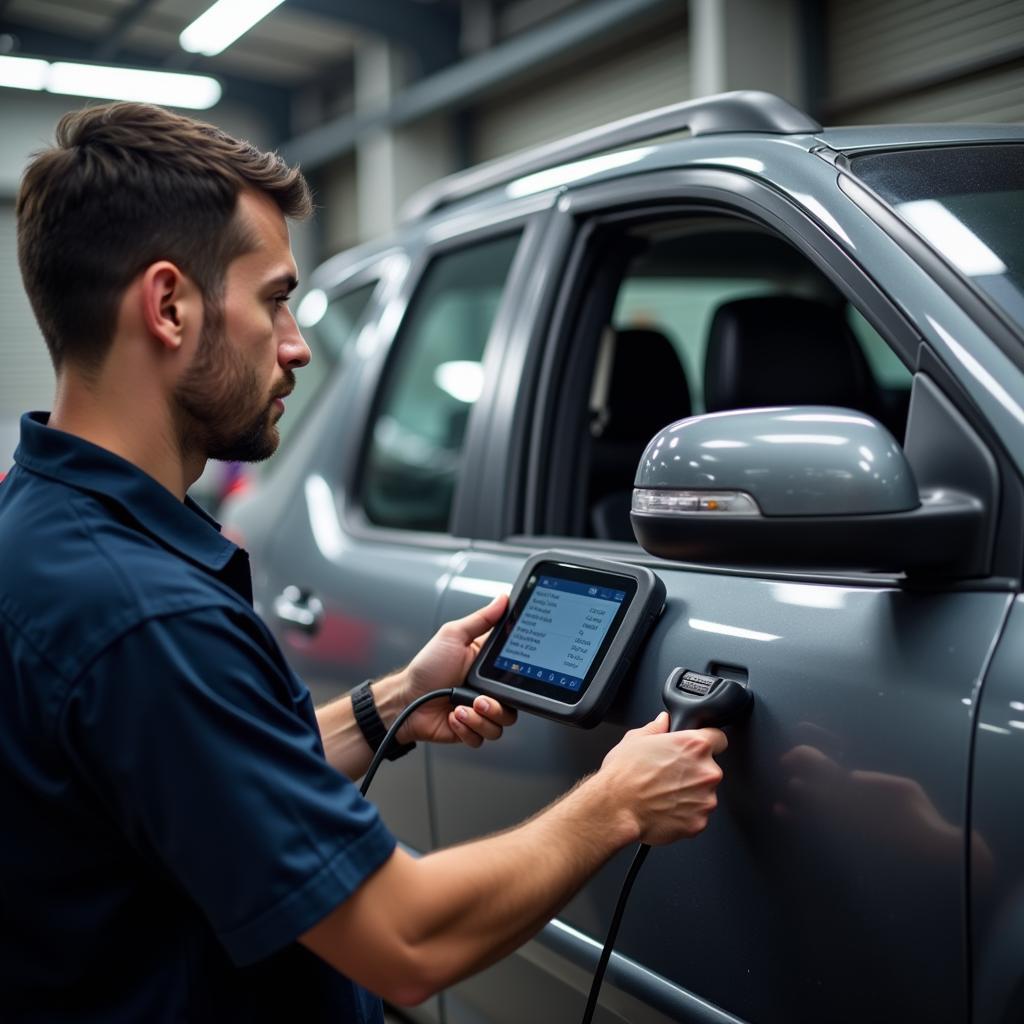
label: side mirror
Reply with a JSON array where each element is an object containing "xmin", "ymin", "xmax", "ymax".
[{"xmin": 631, "ymin": 406, "xmax": 986, "ymax": 576}]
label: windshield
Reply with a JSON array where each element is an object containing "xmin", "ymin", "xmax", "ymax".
[{"xmin": 851, "ymin": 144, "xmax": 1024, "ymax": 332}]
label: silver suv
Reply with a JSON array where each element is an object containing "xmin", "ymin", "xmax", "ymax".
[{"xmin": 224, "ymin": 91, "xmax": 1024, "ymax": 1024}]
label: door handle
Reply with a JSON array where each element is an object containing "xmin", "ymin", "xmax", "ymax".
[{"xmin": 273, "ymin": 585, "xmax": 324, "ymax": 635}]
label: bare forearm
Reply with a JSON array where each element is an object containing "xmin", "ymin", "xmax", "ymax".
[
  {"xmin": 303, "ymin": 774, "xmax": 639, "ymax": 1003},
  {"xmin": 405, "ymin": 777, "xmax": 635, "ymax": 982}
]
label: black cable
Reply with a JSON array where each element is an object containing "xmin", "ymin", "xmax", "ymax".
[
  {"xmin": 360, "ymin": 686, "xmax": 477, "ymax": 797},
  {"xmin": 580, "ymin": 841, "xmax": 651, "ymax": 1024},
  {"xmin": 360, "ymin": 685, "xmax": 656, "ymax": 1024}
]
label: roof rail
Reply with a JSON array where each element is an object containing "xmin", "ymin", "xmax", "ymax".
[{"xmin": 402, "ymin": 90, "xmax": 820, "ymax": 222}]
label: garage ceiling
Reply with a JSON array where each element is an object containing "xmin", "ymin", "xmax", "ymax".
[{"xmin": 0, "ymin": 0, "xmax": 463, "ymax": 136}]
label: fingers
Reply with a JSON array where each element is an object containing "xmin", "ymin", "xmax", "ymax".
[
  {"xmin": 448, "ymin": 695, "xmax": 517, "ymax": 748},
  {"xmin": 473, "ymin": 694, "xmax": 517, "ymax": 726},
  {"xmin": 444, "ymin": 593, "xmax": 509, "ymax": 644},
  {"xmin": 687, "ymin": 726, "xmax": 728, "ymax": 756},
  {"xmin": 449, "ymin": 710, "xmax": 484, "ymax": 748}
]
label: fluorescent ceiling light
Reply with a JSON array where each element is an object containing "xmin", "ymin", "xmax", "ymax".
[
  {"xmin": 0, "ymin": 55, "xmax": 49, "ymax": 91},
  {"xmin": 180, "ymin": 0, "xmax": 286, "ymax": 57},
  {"xmin": 49, "ymin": 62, "xmax": 221, "ymax": 109},
  {"xmin": 0, "ymin": 55, "xmax": 220, "ymax": 109}
]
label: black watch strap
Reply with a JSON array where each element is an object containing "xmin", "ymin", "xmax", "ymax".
[{"xmin": 351, "ymin": 680, "xmax": 416, "ymax": 761}]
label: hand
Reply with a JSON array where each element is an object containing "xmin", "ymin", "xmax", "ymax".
[
  {"xmin": 598, "ymin": 712, "xmax": 727, "ymax": 846},
  {"xmin": 397, "ymin": 594, "xmax": 518, "ymax": 748}
]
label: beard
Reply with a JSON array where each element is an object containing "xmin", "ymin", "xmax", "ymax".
[{"xmin": 173, "ymin": 309, "xmax": 292, "ymax": 464}]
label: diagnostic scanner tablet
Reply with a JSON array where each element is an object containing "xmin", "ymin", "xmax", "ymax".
[{"xmin": 468, "ymin": 552, "xmax": 666, "ymax": 727}]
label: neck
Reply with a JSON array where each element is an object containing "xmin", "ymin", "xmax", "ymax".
[{"xmin": 49, "ymin": 371, "xmax": 204, "ymax": 501}]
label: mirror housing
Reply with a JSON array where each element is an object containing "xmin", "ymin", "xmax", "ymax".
[{"xmin": 631, "ymin": 406, "xmax": 986, "ymax": 576}]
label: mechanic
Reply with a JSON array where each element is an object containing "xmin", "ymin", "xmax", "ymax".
[{"xmin": 0, "ymin": 103, "xmax": 727, "ymax": 1023}]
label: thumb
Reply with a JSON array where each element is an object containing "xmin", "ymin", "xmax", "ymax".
[
  {"xmin": 447, "ymin": 592, "xmax": 509, "ymax": 643},
  {"xmin": 639, "ymin": 711, "xmax": 669, "ymax": 734}
]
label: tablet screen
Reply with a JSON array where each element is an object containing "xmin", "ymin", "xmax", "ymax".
[{"xmin": 479, "ymin": 561, "xmax": 638, "ymax": 704}]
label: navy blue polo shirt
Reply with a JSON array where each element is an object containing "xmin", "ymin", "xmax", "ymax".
[{"xmin": 0, "ymin": 413, "xmax": 396, "ymax": 1022}]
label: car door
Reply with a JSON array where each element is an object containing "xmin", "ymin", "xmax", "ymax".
[
  {"xmin": 238, "ymin": 199, "xmax": 554, "ymax": 1022},
  {"xmin": 430, "ymin": 167, "xmax": 1020, "ymax": 1024}
]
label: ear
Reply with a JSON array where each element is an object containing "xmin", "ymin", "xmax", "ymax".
[{"xmin": 140, "ymin": 261, "xmax": 200, "ymax": 351}]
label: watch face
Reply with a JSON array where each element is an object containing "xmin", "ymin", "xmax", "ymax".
[{"xmin": 478, "ymin": 561, "xmax": 637, "ymax": 704}]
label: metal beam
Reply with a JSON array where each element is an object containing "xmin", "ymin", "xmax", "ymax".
[
  {"xmin": 281, "ymin": 0, "xmax": 677, "ymax": 170},
  {"xmin": 0, "ymin": 24, "xmax": 293, "ymax": 142},
  {"xmin": 287, "ymin": 0, "xmax": 459, "ymax": 73},
  {"xmin": 798, "ymin": 0, "xmax": 827, "ymax": 122},
  {"xmin": 93, "ymin": 0, "xmax": 162, "ymax": 61}
]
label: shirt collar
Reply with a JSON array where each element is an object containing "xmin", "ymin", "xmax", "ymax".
[{"xmin": 14, "ymin": 412, "xmax": 238, "ymax": 573}]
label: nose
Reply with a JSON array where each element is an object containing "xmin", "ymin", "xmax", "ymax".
[{"xmin": 279, "ymin": 307, "xmax": 312, "ymax": 370}]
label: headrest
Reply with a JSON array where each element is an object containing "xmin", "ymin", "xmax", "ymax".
[
  {"xmin": 704, "ymin": 296, "xmax": 876, "ymax": 414},
  {"xmin": 596, "ymin": 328, "xmax": 691, "ymax": 442}
]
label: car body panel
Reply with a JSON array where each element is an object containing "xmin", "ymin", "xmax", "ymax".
[
  {"xmin": 220, "ymin": 98, "xmax": 1024, "ymax": 1024},
  {"xmin": 433, "ymin": 547, "xmax": 1011, "ymax": 1022},
  {"xmin": 970, "ymin": 594, "xmax": 1024, "ymax": 1024}
]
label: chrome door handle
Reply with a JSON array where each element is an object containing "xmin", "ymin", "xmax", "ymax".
[{"xmin": 273, "ymin": 586, "xmax": 324, "ymax": 634}]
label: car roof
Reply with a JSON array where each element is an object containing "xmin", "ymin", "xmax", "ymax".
[
  {"xmin": 814, "ymin": 123, "xmax": 1024, "ymax": 151},
  {"xmin": 307, "ymin": 91, "xmax": 1024, "ymax": 294},
  {"xmin": 401, "ymin": 95, "xmax": 1024, "ymax": 224}
]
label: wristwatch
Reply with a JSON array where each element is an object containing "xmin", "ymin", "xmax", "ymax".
[{"xmin": 351, "ymin": 680, "xmax": 416, "ymax": 761}]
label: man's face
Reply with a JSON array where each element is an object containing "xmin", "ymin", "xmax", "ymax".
[{"xmin": 173, "ymin": 190, "xmax": 310, "ymax": 463}]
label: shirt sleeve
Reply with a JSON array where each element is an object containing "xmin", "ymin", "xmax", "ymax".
[{"xmin": 58, "ymin": 606, "xmax": 397, "ymax": 966}]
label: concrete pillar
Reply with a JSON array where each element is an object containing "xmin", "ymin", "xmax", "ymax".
[
  {"xmin": 690, "ymin": 0, "xmax": 803, "ymax": 106},
  {"xmin": 354, "ymin": 39, "xmax": 458, "ymax": 240}
]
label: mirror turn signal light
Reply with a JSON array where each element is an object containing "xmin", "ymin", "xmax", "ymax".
[{"xmin": 631, "ymin": 488, "xmax": 761, "ymax": 516}]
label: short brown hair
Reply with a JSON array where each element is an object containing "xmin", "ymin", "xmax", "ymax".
[{"xmin": 16, "ymin": 102, "xmax": 312, "ymax": 372}]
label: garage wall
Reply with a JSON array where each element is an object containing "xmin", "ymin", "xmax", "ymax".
[
  {"xmin": 826, "ymin": 0, "xmax": 1024, "ymax": 123},
  {"xmin": 0, "ymin": 204, "xmax": 51, "ymax": 462},
  {"xmin": 471, "ymin": 22, "xmax": 689, "ymax": 163},
  {"xmin": 838, "ymin": 61, "xmax": 1024, "ymax": 125}
]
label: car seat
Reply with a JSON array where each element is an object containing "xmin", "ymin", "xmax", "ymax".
[
  {"xmin": 703, "ymin": 295, "xmax": 880, "ymax": 416},
  {"xmin": 589, "ymin": 327, "xmax": 692, "ymax": 541}
]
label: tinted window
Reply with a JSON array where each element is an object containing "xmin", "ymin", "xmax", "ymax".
[
  {"xmin": 615, "ymin": 276, "xmax": 781, "ymax": 414},
  {"xmin": 362, "ymin": 233, "xmax": 522, "ymax": 532},
  {"xmin": 278, "ymin": 283, "xmax": 377, "ymax": 454},
  {"xmin": 851, "ymin": 145, "xmax": 1024, "ymax": 331},
  {"xmin": 555, "ymin": 220, "xmax": 912, "ymax": 542}
]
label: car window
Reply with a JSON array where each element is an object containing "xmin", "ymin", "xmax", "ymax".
[
  {"xmin": 547, "ymin": 217, "xmax": 913, "ymax": 542},
  {"xmin": 278, "ymin": 282, "xmax": 377, "ymax": 455},
  {"xmin": 614, "ymin": 277, "xmax": 782, "ymax": 414},
  {"xmin": 850, "ymin": 144, "xmax": 1024, "ymax": 332},
  {"xmin": 361, "ymin": 232, "xmax": 522, "ymax": 533}
]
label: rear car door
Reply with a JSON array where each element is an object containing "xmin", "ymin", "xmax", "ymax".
[
  {"xmin": 431, "ymin": 164, "xmax": 1021, "ymax": 1024},
  {"xmin": 233, "ymin": 200, "xmax": 553, "ymax": 1024}
]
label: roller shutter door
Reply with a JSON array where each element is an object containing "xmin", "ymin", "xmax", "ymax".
[
  {"xmin": 826, "ymin": 0, "xmax": 1024, "ymax": 123},
  {"xmin": 471, "ymin": 23, "xmax": 689, "ymax": 164},
  {"xmin": 0, "ymin": 203, "xmax": 52, "ymax": 461}
]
